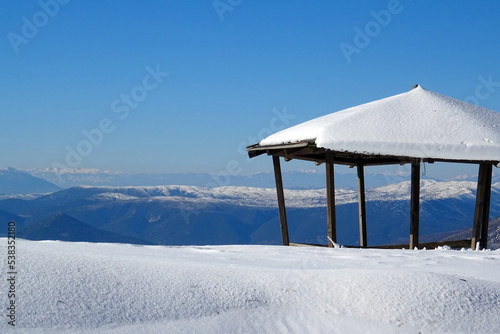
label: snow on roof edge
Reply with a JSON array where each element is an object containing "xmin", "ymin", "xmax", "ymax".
[{"xmin": 258, "ymin": 86, "xmax": 500, "ymax": 162}]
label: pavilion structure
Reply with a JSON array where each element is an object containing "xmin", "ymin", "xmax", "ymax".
[{"xmin": 247, "ymin": 85, "xmax": 500, "ymax": 250}]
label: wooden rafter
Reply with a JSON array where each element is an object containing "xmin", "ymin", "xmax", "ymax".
[{"xmin": 248, "ymin": 141, "xmax": 499, "ymax": 166}]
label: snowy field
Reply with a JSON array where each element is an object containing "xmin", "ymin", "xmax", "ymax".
[{"xmin": 1, "ymin": 239, "xmax": 499, "ymax": 333}]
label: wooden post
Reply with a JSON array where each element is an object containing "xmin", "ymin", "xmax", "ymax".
[
  {"xmin": 472, "ymin": 164, "xmax": 485, "ymax": 249},
  {"xmin": 357, "ymin": 164, "xmax": 367, "ymax": 247},
  {"xmin": 479, "ymin": 164, "xmax": 493, "ymax": 249},
  {"xmin": 326, "ymin": 152, "xmax": 337, "ymax": 247},
  {"xmin": 409, "ymin": 161, "xmax": 420, "ymax": 249},
  {"xmin": 272, "ymin": 155, "xmax": 289, "ymax": 246},
  {"xmin": 472, "ymin": 163, "xmax": 493, "ymax": 250}
]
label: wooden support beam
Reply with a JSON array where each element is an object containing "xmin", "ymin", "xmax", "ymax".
[
  {"xmin": 472, "ymin": 163, "xmax": 493, "ymax": 250},
  {"xmin": 272, "ymin": 155, "xmax": 289, "ymax": 246},
  {"xmin": 326, "ymin": 152, "xmax": 337, "ymax": 247},
  {"xmin": 409, "ymin": 161, "xmax": 420, "ymax": 249},
  {"xmin": 357, "ymin": 164, "xmax": 367, "ymax": 247},
  {"xmin": 479, "ymin": 164, "xmax": 493, "ymax": 249}
]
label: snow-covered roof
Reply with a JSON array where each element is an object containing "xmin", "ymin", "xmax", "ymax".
[{"xmin": 257, "ymin": 85, "xmax": 500, "ymax": 162}]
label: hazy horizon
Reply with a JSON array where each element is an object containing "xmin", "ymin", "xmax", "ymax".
[{"xmin": 2, "ymin": 1, "xmax": 500, "ymax": 179}]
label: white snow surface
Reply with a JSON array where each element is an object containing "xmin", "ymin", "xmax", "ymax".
[
  {"xmin": 260, "ymin": 86, "xmax": 500, "ymax": 161},
  {"xmin": 1, "ymin": 240, "xmax": 499, "ymax": 333}
]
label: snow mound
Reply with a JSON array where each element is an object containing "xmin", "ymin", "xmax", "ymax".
[
  {"xmin": 260, "ymin": 86, "xmax": 500, "ymax": 162},
  {"xmin": 1, "ymin": 240, "xmax": 499, "ymax": 333}
]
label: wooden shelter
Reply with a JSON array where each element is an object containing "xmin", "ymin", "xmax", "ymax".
[{"xmin": 247, "ymin": 85, "xmax": 500, "ymax": 250}]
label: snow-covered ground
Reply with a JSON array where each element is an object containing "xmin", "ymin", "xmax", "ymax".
[{"xmin": 1, "ymin": 239, "xmax": 499, "ymax": 333}]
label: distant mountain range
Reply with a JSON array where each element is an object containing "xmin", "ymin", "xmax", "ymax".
[
  {"xmin": 1, "ymin": 180, "xmax": 499, "ymax": 248},
  {"xmin": 1, "ymin": 166, "xmax": 498, "ymax": 193},
  {"xmin": 0, "ymin": 167, "xmax": 60, "ymax": 194},
  {"xmin": 2, "ymin": 166, "xmax": 495, "ymax": 192},
  {"xmin": 29, "ymin": 168, "xmax": 428, "ymax": 189},
  {"xmin": 32, "ymin": 170, "xmax": 374, "ymax": 189}
]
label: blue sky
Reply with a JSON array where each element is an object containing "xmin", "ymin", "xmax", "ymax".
[{"xmin": 1, "ymin": 0, "xmax": 500, "ymax": 178}]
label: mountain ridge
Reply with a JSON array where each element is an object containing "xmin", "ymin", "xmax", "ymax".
[
  {"xmin": 0, "ymin": 167, "xmax": 60, "ymax": 194},
  {"xmin": 18, "ymin": 212, "xmax": 153, "ymax": 245},
  {"xmin": 2, "ymin": 179, "xmax": 498, "ymax": 247}
]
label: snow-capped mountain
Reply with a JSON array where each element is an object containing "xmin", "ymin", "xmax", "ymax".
[{"xmin": 1, "ymin": 180, "xmax": 499, "ymax": 247}]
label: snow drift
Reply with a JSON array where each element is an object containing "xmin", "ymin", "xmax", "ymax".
[{"xmin": 1, "ymin": 239, "xmax": 499, "ymax": 333}]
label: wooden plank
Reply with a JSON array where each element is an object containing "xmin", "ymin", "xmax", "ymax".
[
  {"xmin": 409, "ymin": 161, "xmax": 420, "ymax": 249},
  {"xmin": 247, "ymin": 140, "xmax": 312, "ymax": 151},
  {"xmin": 370, "ymin": 239, "xmax": 471, "ymax": 250},
  {"xmin": 272, "ymin": 155, "xmax": 289, "ymax": 246},
  {"xmin": 357, "ymin": 164, "xmax": 368, "ymax": 247},
  {"xmin": 291, "ymin": 239, "xmax": 471, "ymax": 249},
  {"xmin": 270, "ymin": 151, "xmax": 413, "ymax": 166},
  {"xmin": 326, "ymin": 152, "xmax": 337, "ymax": 247}
]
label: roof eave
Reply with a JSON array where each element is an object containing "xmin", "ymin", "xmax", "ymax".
[
  {"xmin": 246, "ymin": 140, "xmax": 316, "ymax": 159},
  {"xmin": 246, "ymin": 142, "xmax": 500, "ymax": 166}
]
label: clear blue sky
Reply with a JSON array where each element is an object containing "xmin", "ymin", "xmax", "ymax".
[{"xmin": 1, "ymin": 0, "xmax": 500, "ymax": 178}]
